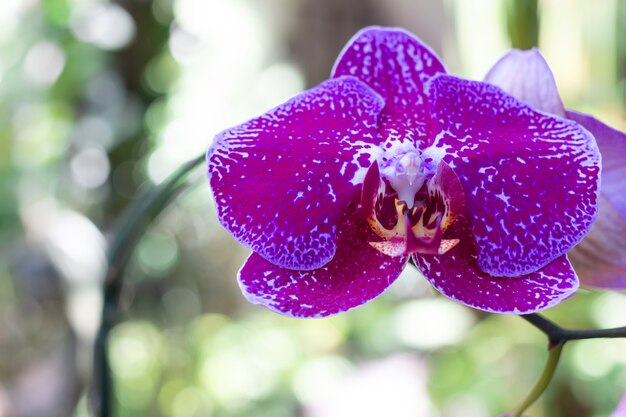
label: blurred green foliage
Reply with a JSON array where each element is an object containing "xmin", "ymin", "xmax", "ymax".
[{"xmin": 101, "ymin": 290, "xmax": 626, "ymax": 417}]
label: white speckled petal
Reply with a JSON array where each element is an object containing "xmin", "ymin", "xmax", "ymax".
[
  {"xmin": 484, "ymin": 48, "xmax": 566, "ymax": 117},
  {"xmin": 207, "ymin": 76, "xmax": 384, "ymax": 270},
  {"xmin": 412, "ymin": 215, "xmax": 579, "ymax": 314},
  {"xmin": 238, "ymin": 204, "xmax": 408, "ymax": 318},
  {"xmin": 332, "ymin": 26, "xmax": 446, "ymax": 148},
  {"xmin": 424, "ymin": 75, "xmax": 600, "ymax": 277},
  {"xmin": 567, "ymin": 110, "xmax": 626, "ymax": 289}
]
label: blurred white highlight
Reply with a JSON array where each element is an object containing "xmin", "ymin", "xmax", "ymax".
[
  {"xmin": 71, "ymin": 147, "xmax": 111, "ymax": 189},
  {"xmin": 302, "ymin": 354, "xmax": 435, "ymax": 417},
  {"xmin": 394, "ymin": 299, "xmax": 475, "ymax": 349},
  {"xmin": 71, "ymin": 4, "xmax": 136, "ymax": 50},
  {"xmin": 23, "ymin": 41, "xmax": 65, "ymax": 86}
]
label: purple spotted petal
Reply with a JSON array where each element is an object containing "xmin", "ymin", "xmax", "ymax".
[
  {"xmin": 484, "ymin": 48, "xmax": 566, "ymax": 117},
  {"xmin": 332, "ymin": 26, "xmax": 445, "ymax": 148},
  {"xmin": 207, "ymin": 76, "xmax": 384, "ymax": 270},
  {"xmin": 484, "ymin": 51, "xmax": 626, "ymax": 289},
  {"xmin": 238, "ymin": 204, "xmax": 408, "ymax": 318},
  {"xmin": 567, "ymin": 111, "xmax": 626, "ymax": 289},
  {"xmin": 424, "ymin": 75, "xmax": 600, "ymax": 277},
  {"xmin": 412, "ymin": 215, "xmax": 579, "ymax": 314}
]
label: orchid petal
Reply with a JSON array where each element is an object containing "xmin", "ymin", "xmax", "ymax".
[
  {"xmin": 567, "ymin": 111, "xmax": 626, "ymax": 214},
  {"xmin": 485, "ymin": 51, "xmax": 626, "ymax": 289},
  {"xmin": 332, "ymin": 26, "xmax": 445, "ymax": 148},
  {"xmin": 207, "ymin": 76, "xmax": 384, "ymax": 270},
  {"xmin": 413, "ymin": 215, "xmax": 579, "ymax": 314},
  {"xmin": 566, "ymin": 111, "xmax": 626, "ymax": 289},
  {"xmin": 484, "ymin": 48, "xmax": 566, "ymax": 117},
  {"xmin": 569, "ymin": 195, "xmax": 626, "ymax": 289},
  {"xmin": 424, "ymin": 75, "xmax": 600, "ymax": 277},
  {"xmin": 238, "ymin": 203, "xmax": 408, "ymax": 318}
]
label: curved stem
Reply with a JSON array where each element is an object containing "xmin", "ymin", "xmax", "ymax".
[
  {"xmin": 92, "ymin": 153, "xmax": 205, "ymax": 417},
  {"xmin": 514, "ymin": 313, "xmax": 626, "ymax": 416},
  {"xmin": 509, "ymin": 342, "xmax": 564, "ymax": 417},
  {"xmin": 521, "ymin": 313, "xmax": 626, "ymax": 345}
]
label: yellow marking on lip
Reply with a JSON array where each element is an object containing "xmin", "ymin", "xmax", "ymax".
[{"xmin": 367, "ymin": 198, "xmax": 407, "ymax": 240}]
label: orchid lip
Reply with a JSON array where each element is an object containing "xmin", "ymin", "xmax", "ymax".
[{"xmin": 363, "ymin": 158, "xmax": 465, "ymax": 257}]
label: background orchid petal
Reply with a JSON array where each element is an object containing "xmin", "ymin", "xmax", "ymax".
[
  {"xmin": 207, "ymin": 76, "xmax": 384, "ymax": 270},
  {"xmin": 569, "ymin": 195, "xmax": 626, "ymax": 289},
  {"xmin": 238, "ymin": 204, "xmax": 408, "ymax": 318},
  {"xmin": 566, "ymin": 111, "xmax": 626, "ymax": 289},
  {"xmin": 332, "ymin": 26, "xmax": 446, "ymax": 149},
  {"xmin": 567, "ymin": 111, "xmax": 626, "ymax": 214},
  {"xmin": 425, "ymin": 75, "xmax": 600, "ymax": 277},
  {"xmin": 484, "ymin": 48, "xmax": 566, "ymax": 117},
  {"xmin": 412, "ymin": 215, "xmax": 579, "ymax": 314}
]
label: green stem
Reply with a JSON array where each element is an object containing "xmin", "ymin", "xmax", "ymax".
[
  {"xmin": 514, "ymin": 314, "xmax": 626, "ymax": 415},
  {"xmin": 92, "ymin": 153, "xmax": 205, "ymax": 417},
  {"xmin": 509, "ymin": 342, "xmax": 564, "ymax": 417},
  {"xmin": 505, "ymin": 0, "xmax": 540, "ymax": 49}
]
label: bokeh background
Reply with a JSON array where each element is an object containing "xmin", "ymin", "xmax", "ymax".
[{"xmin": 1, "ymin": 0, "xmax": 626, "ymax": 416}]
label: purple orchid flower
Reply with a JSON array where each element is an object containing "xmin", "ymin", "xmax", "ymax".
[
  {"xmin": 206, "ymin": 27, "xmax": 600, "ymax": 317},
  {"xmin": 485, "ymin": 48, "xmax": 626, "ymax": 290}
]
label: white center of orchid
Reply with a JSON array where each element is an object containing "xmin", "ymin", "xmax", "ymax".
[{"xmin": 382, "ymin": 150, "xmax": 426, "ymax": 208}]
